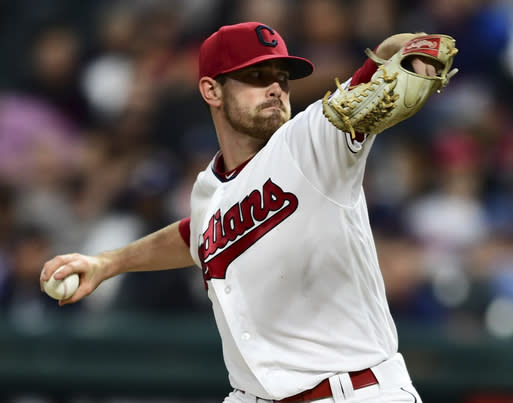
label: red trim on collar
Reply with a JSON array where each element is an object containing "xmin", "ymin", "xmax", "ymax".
[{"xmin": 213, "ymin": 152, "xmax": 253, "ymax": 182}]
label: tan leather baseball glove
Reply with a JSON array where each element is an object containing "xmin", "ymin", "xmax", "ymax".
[{"xmin": 322, "ymin": 34, "xmax": 458, "ymax": 138}]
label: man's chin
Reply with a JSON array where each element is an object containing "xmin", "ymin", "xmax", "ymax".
[
  {"xmin": 246, "ymin": 120, "xmax": 284, "ymax": 141},
  {"xmin": 262, "ymin": 118, "xmax": 287, "ymax": 132},
  {"xmin": 260, "ymin": 110, "xmax": 290, "ymax": 126}
]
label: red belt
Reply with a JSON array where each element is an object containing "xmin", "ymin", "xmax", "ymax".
[{"xmin": 278, "ymin": 369, "xmax": 378, "ymax": 402}]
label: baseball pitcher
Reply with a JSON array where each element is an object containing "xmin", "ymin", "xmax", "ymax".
[{"xmin": 40, "ymin": 21, "xmax": 458, "ymax": 403}]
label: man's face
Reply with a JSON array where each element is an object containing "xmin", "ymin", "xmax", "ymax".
[{"xmin": 220, "ymin": 61, "xmax": 292, "ymax": 141}]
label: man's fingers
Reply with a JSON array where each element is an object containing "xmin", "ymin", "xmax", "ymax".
[
  {"xmin": 40, "ymin": 253, "xmax": 89, "ymax": 291},
  {"xmin": 52, "ymin": 259, "xmax": 87, "ymax": 280},
  {"xmin": 411, "ymin": 58, "xmax": 427, "ymax": 76},
  {"xmin": 41, "ymin": 254, "xmax": 77, "ymax": 280},
  {"xmin": 426, "ymin": 63, "xmax": 436, "ymax": 77},
  {"xmin": 411, "ymin": 56, "xmax": 444, "ymax": 77},
  {"xmin": 58, "ymin": 284, "xmax": 93, "ymax": 306},
  {"xmin": 41, "ymin": 252, "xmax": 101, "ymax": 305}
]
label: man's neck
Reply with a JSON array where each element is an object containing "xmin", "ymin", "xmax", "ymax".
[{"xmin": 216, "ymin": 131, "xmax": 267, "ymax": 171}]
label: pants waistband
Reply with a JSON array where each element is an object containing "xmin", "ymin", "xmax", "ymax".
[
  {"xmin": 278, "ymin": 369, "xmax": 377, "ymax": 403},
  {"xmin": 279, "ymin": 353, "xmax": 411, "ymax": 402}
]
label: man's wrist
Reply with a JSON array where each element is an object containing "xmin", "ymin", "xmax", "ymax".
[
  {"xmin": 375, "ymin": 33, "xmax": 426, "ymax": 60},
  {"xmin": 98, "ymin": 249, "xmax": 122, "ymax": 279}
]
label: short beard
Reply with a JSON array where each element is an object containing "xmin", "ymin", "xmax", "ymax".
[{"xmin": 223, "ymin": 93, "xmax": 290, "ymax": 141}]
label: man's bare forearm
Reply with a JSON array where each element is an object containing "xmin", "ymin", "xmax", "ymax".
[
  {"xmin": 40, "ymin": 220, "xmax": 195, "ymax": 305},
  {"xmin": 102, "ymin": 220, "xmax": 195, "ymax": 279}
]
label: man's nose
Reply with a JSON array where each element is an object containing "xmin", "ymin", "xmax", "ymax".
[{"xmin": 267, "ymin": 80, "xmax": 283, "ymax": 97}]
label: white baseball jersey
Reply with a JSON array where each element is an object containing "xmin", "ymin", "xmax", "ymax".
[{"xmin": 187, "ymin": 82, "xmax": 398, "ymax": 400}]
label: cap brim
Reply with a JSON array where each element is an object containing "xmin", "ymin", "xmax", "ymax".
[
  {"xmin": 281, "ymin": 56, "xmax": 315, "ymax": 79},
  {"xmin": 218, "ymin": 55, "xmax": 314, "ymax": 80}
]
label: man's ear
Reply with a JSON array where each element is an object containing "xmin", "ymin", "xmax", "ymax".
[{"xmin": 199, "ymin": 77, "xmax": 222, "ymax": 107}]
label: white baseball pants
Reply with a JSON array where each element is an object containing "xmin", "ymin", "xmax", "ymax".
[{"xmin": 223, "ymin": 353, "xmax": 422, "ymax": 403}]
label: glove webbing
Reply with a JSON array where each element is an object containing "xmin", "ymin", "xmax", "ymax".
[{"xmin": 322, "ymin": 66, "xmax": 399, "ymax": 139}]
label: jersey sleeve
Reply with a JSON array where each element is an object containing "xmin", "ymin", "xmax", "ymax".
[
  {"xmin": 350, "ymin": 53, "xmax": 379, "ymax": 86},
  {"xmin": 281, "ymin": 56, "xmax": 379, "ymax": 207},
  {"xmin": 178, "ymin": 217, "xmax": 191, "ymax": 247}
]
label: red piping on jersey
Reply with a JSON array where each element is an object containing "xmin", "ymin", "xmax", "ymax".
[{"xmin": 213, "ymin": 152, "xmax": 253, "ymax": 182}]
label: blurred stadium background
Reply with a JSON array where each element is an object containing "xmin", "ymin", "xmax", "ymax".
[{"xmin": 0, "ymin": 0, "xmax": 512, "ymax": 402}]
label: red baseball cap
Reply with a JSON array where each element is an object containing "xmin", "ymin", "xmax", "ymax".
[{"xmin": 199, "ymin": 22, "xmax": 314, "ymax": 80}]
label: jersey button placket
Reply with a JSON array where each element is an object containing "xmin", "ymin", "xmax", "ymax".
[{"xmin": 224, "ymin": 269, "xmax": 233, "ymax": 295}]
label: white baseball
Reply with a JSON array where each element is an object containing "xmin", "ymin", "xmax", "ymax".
[{"xmin": 43, "ymin": 266, "xmax": 80, "ymax": 300}]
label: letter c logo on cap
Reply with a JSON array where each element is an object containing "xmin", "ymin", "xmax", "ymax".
[{"xmin": 255, "ymin": 25, "xmax": 278, "ymax": 47}]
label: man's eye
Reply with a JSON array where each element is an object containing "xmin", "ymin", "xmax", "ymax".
[{"xmin": 277, "ymin": 73, "xmax": 288, "ymax": 82}]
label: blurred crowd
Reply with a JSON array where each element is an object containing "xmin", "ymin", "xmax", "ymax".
[{"xmin": 0, "ymin": 0, "xmax": 512, "ymax": 341}]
